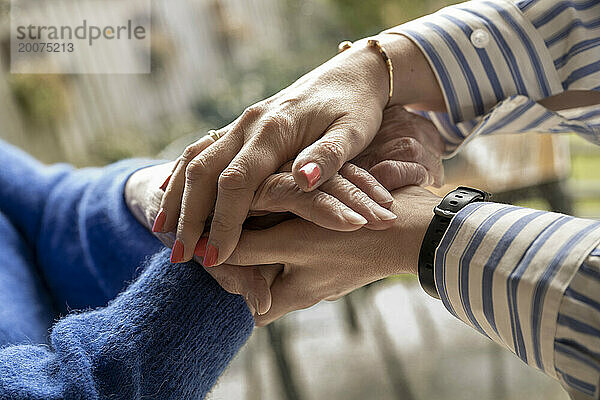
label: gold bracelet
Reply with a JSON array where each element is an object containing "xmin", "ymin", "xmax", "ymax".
[{"xmin": 338, "ymin": 39, "xmax": 394, "ymax": 104}]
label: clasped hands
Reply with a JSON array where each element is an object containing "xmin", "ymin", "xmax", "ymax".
[{"xmin": 126, "ymin": 105, "xmax": 443, "ymax": 325}]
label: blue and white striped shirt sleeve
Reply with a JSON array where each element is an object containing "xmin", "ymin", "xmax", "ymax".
[
  {"xmin": 385, "ymin": 0, "xmax": 600, "ymax": 155},
  {"xmin": 435, "ymin": 202, "xmax": 600, "ymax": 399}
]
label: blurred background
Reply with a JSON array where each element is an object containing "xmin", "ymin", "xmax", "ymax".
[{"xmin": 0, "ymin": 0, "xmax": 598, "ymax": 399}]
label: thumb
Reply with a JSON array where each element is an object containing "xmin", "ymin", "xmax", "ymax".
[{"xmin": 292, "ymin": 119, "xmax": 372, "ymax": 191}]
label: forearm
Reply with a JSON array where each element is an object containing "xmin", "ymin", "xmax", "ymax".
[
  {"xmin": 348, "ymin": 0, "xmax": 600, "ymax": 153},
  {"xmin": 0, "ymin": 140, "xmax": 166, "ymax": 310},
  {"xmin": 434, "ymin": 201, "xmax": 600, "ymax": 396},
  {"xmin": 37, "ymin": 159, "xmax": 165, "ymax": 310},
  {"xmin": 335, "ymin": 35, "xmax": 445, "ymax": 112},
  {"xmin": 0, "ymin": 250, "xmax": 254, "ymax": 400}
]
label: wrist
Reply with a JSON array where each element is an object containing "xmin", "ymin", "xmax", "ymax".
[
  {"xmin": 333, "ymin": 38, "xmax": 391, "ymax": 109},
  {"xmin": 373, "ymin": 33, "xmax": 445, "ymax": 110},
  {"xmin": 387, "ymin": 187, "xmax": 439, "ymax": 276},
  {"xmin": 125, "ymin": 162, "xmax": 174, "ymax": 232}
]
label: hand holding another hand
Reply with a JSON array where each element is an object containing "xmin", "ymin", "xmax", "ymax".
[
  {"xmin": 128, "ymin": 104, "xmax": 445, "ymax": 317},
  {"xmin": 154, "ymin": 35, "xmax": 442, "ymax": 269},
  {"xmin": 225, "ymin": 185, "xmax": 440, "ymax": 326}
]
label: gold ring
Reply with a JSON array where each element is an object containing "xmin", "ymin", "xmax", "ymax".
[
  {"xmin": 208, "ymin": 129, "xmax": 221, "ymax": 142},
  {"xmin": 338, "ymin": 40, "xmax": 353, "ymax": 53}
]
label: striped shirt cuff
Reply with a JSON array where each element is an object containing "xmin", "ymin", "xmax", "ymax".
[
  {"xmin": 411, "ymin": 96, "xmax": 600, "ymax": 157},
  {"xmin": 555, "ymin": 248, "xmax": 600, "ymax": 398},
  {"xmin": 434, "ymin": 202, "xmax": 600, "ymax": 378},
  {"xmin": 388, "ymin": 0, "xmax": 563, "ymax": 125}
]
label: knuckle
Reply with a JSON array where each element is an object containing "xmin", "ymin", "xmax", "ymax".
[
  {"xmin": 346, "ymin": 185, "xmax": 367, "ymax": 204},
  {"xmin": 210, "ymin": 211, "xmax": 238, "ymax": 234},
  {"xmin": 401, "ymin": 162, "xmax": 428, "ymax": 185},
  {"xmin": 260, "ymin": 113, "xmax": 293, "ymax": 135},
  {"xmin": 218, "ymin": 164, "xmax": 250, "ymax": 191},
  {"xmin": 340, "ymin": 163, "xmax": 360, "ymax": 178},
  {"xmin": 178, "ymin": 212, "xmax": 201, "ymax": 229},
  {"xmin": 320, "ymin": 139, "xmax": 347, "ymax": 165},
  {"xmin": 241, "ymin": 104, "xmax": 265, "ymax": 121},
  {"xmin": 378, "ymin": 160, "xmax": 400, "ymax": 174},
  {"xmin": 308, "ymin": 192, "xmax": 339, "ymax": 223},
  {"xmin": 309, "ymin": 191, "xmax": 330, "ymax": 213},
  {"xmin": 213, "ymin": 273, "xmax": 241, "ymax": 295},
  {"xmin": 398, "ymin": 137, "xmax": 422, "ymax": 159},
  {"xmin": 263, "ymin": 174, "xmax": 296, "ymax": 203},
  {"xmin": 185, "ymin": 158, "xmax": 210, "ymax": 182},
  {"xmin": 372, "ymin": 160, "xmax": 401, "ymax": 188},
  {"xmin": 181, "ymin": 144, "xmax": 200, "ymax": 162},
  {"xmin": 343, "ymin": 126, "xmax": 367, "ymax": 150}
]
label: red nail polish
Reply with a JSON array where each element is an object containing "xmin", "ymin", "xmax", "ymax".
[
  {"xmin": 152, "ymin": 208, "xmax": 166, "ymax": 233},
  {"xmin": 194, "ymin": 237, "xmax": 208, "ymax": 258},
  {"xmin": 159, "ymin": 174, "xmax": 172, "ymax": 191},
  {"xmin": 171, "ymin": 239, "xmax": 184, "ymax": 263},
  {"xmin": 203, "ymin": 244, "xmax": 218, "ymax": 267},
  {"xmin": 299, "ymin": 162, "xmax": 321, "ymax": 188}
]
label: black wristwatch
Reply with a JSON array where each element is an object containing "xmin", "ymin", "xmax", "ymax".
[{"xmin": 418, "ymin": 187, "xmax": 490, "ymax": 299}]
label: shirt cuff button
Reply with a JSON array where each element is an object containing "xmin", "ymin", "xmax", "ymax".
[{"xmin": 470, "ymin": 29, "xmax": 490, "ymax": 48}]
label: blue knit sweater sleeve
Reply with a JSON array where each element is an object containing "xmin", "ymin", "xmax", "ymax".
[
  {"xmin": 0, "ymin": 140, "xmax": 171, "ymax": 309},
  {"xmin": 0, "ymin": 250, "xmax": 254, "ymax": 400},
  {"xmin": 0, "ymin": 141, "xmax": 254, "ymax": 399}
]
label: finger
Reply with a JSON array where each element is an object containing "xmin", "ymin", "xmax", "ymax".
[
  {"xmin": 173, "ymin": 133, "xmax": 244, "ymax": 262},
  {"xmin": 319, "ymin": 173, "xmax": 396, "ymax": 230},
  {"xmin": 338, "ymin": 163, "xmax": 394, "ymax": 207},
  {"xmin": 202, "ymin": 263, "xmax": 272, "ymax": 315},
  {"xmin": 159, "ymin": 158, "xmax": 181, "ymax": 191},
  {"xmin": 157, "ymin": 133, "xmax": 223, "ymax": 233},
  {"xmin": 205, "ymin": 129, "xmax": 291, "ymax": 267},
  {"xmin": 225, "ymin": 219, "xmax": 306, "ymax": 267},
  {"xmin": 251, "ymin": 172, "xmax": 368, "ymax": 231},
  {"xmin": 381, "ymin": 105, "xmax": 445, "ymax": 155},
  {"xmin": 369, "ymin": 160, "xmax": 430, "ymax": 190},
  {"xmin": 385, "ymin": 137, "xmax": 443, "ymax": 187},
  {"xmin": 292, "ymin": 117, "xmax": 376, "ymax": 192},
  {"xmin": 254, "ymin": 271, "xmax": 318, "ymax": 326}
]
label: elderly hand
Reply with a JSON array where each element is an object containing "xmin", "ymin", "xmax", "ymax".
[
  {"xmin": 125, "ymin": 162, "xmax": 281, "ymax": 314},
  {"xmin": 224, "ymin": 186, "xmax": 441, "ymax": 326},
  {"xmin": 125, "ymin": 161, "xmax": 394, "ymax": 314},
  {"xmin": 129, "ymin": 104, "xmax": 445, "ymax": 314},
  {"xmin": 155, "ymin": 35, "xmax": 441, "ymax": 268},
  {"xmin": 352, "ymin": 105, "xmax": 445, "ymax": 188}
]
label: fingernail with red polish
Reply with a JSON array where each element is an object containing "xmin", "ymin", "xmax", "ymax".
[
  {"xmin": 159, "ymin": 174, "xmax": 172, "ymax": 191},
  {"xmin": 299, "ymin": 162, "xmax": 321, "ymax": 188},
  {"xmin": 194, "ymin": 237, "xmax": 208, "ymax": 258},
  {"xmin": 152, "ymin": 208, "xmax": 166, "ymax": 233},
  {"xmin": 203, "ymin": 244, "xmax": 218, "ymax": 267},
  {"xmin": 171, "ymin": 239, "xmax": 184, "ymax": 263}
]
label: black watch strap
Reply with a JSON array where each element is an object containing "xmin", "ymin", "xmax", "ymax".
[{"xmin": 418, "ymin": 187, "xmax": 489, "ymax": 299}]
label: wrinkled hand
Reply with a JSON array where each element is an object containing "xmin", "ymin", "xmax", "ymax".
[
  {"xmin": 225, "ymin": 186, "xmax": 441, "ymax": 325},
  {"xmin": 125, "ymin": 161, "xmax": 395, "ymax": 314},
  {"xmin": 126, "ymin": 162, "xmax": 283, "ymax": 314},
  {"xmin": 156, "ymin": 38, "xmax": 395, "ymax": 267},
  {"xmin": 155, "ymin": 105, "xmax": 445, "ymax": 313},
  {"xmin": 352, "ymin": 105, "xmax": 445, "ymax": 189}
]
